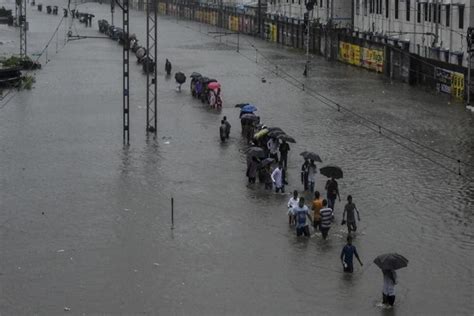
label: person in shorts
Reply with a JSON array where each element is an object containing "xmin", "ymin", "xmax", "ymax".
[{"xmin": 342, "ymin": 195, "xmax": 361, "ymax": 234}]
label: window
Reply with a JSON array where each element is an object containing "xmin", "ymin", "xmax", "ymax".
[
  {"xmin": 417, "ymin": 3, "xmax": 421, "ymax": 23},
  {"xmin": 320, "ymin": 0, "xmax": 322, "ymax": 7},
  {"xmin": 327, "ymin": 0, "xmax": 329, "ymax": 9},
  {"xmin": 433, "ymin": 3, "xmax": 437, "ymax": 22},
  {"xmin": 375, "ymin": 0, "xmax": 378, "ymax": 14},
  {"xmin": 428, "ymin": 3, "xmax": 431, "ymax": 22},
  {"xmin": 446, "ymin": 5, "xmax": 450, "ymax": 27},
  {"xmin": 424, "ymin": 3, "xmax": 427, "ymax": 21},
  {"xmin": 437, "ymin": 4, "xmax": 441, "ymax": 23},
  {"xmin": 369, "ymin": 0, "xmax": 373, "ymax": 14},
  {"xmin": 385, "ymin": 0, "xmax": 389, "ymax": 18},
  {"xmin": 356, "ymin": 0, "xmax": 360, "ymax": 15},
  {"xmin": 395, "ymin": 0, "xmax": 398, "ymax": 19},
  {"xmin": 364, "ymin": 0, "xmax": 367, "ymax": 15},
  {"xmin": 406, "ymin": 0, "xmax": 410, "ymax": 21},
  {"xmin": 459, "ymin": 5, "xmax": 464, "ymax": 29}
]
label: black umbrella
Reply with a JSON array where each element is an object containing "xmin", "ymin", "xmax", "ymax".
[
  {"xmin": 175, "ymin": 72, "xmax": 186, "ymax": 84},
  {"xmin": 235, "ymin": 103, "xmax": 249, "ymax": 108},
  {"xmin": 277, "ymin": 134, "xmax": 296, "ymax": 143},
  {"xmin": 300, "ymin": 151, "xmax": 322, "ymax": 162},
  {"xmin": 241, "ymin": 113, "xmax": 259, "ymax": 121},
  {"xmin": 246, "ymin": 146, "xmax": 266, "ymax": 158},
  {"xmin": 267, "ymin": 130, "xmax": 286, "ymax": 138},
  {"xmin": 374, "ymin": 253, "xmax": 409, "ymax": 270},
  {"xmin": 320, "ymin": 165, "xmax": 343, "ymax": 179},
  {"xmin": 190, "ymin": 72, "xmax": 202, "ymax": 79},
  {"xmin": 267, "ymin": 127, "xmax": 283, "ymax": 132},
  {"xmin": 259, "ymin": 157, "xmax": 274, "ymax": 167}
]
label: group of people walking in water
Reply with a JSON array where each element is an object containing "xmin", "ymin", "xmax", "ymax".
[{"xmin": 217, "ymin": 106, "xmax": 399, "ymax": 308}]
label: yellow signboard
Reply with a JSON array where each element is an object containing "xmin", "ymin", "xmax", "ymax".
[
  {"xmin": 339, "ymin": 41, "xmax": 382, "ymax": 71},
  {"xmin": 452, "ymin": 72, "xmax": 465, "ymax": 99}
]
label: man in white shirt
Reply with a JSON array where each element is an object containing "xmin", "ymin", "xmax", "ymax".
[
  {"xmin": 287, "ymin": 190, "xmax": 299, "ymax": 225},
  {"xmin": 271, "ymin": 162, "xmax": 284, "ymax": 193}
]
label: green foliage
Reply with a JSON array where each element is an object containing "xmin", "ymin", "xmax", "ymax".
[{"xmin": 21, "ymin": 75, "xmax": 35, "ymax": 90}]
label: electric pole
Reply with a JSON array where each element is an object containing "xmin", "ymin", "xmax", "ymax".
[
  {"xmin": 146, "ymin": 0, "xmax": 158, "ymax": 134},
  {"xmin": 18, "ymin": 0, "xmax": 27, "ymax": 57},
  {"xmin": 303, "ymin": 0, "xmax": 315, "ymax": 76}
]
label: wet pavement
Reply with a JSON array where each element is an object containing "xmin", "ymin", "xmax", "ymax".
[{"xmin": 1, "ymin": 1, "xmax": 473, "ymax": 314}]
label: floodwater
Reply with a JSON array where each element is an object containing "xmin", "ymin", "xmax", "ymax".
[{"xmin": 1, "ymin": 0, "xmax": 473, "ymax": 314}]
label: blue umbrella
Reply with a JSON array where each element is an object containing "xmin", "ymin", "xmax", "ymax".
[{"xmin": 241, "ymin": 104, "xmax": 257, "ymax": 113}]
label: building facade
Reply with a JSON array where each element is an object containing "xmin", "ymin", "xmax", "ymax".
[
  {"xmin": 266, "ymin": 0, "xmax": 352, "ymax": 27},
  {"xmin": 353, "ymin": 0, "xmax": 473, "ymax": 67}
]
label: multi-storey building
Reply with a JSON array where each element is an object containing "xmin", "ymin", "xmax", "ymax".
[
  {"xmin": 353, "ymin": 0, "xmax": 472, "ymax": 67},
  {"xmin": 266, "ymin": 0, "xmax": 352, "ymax": 27}
]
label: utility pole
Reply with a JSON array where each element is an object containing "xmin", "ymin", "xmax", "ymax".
[
  {"xmin": 435, "ymin": 0, "xmax": 439, "ymax": 45},
  {"xmin": 303, "ymin": 0, "xmax": 314, "ymax": 76},
  {"xmin": 257, "ymin": 0, "xmax": 261, "ymax": 37},
  {"xmin": 146, "ymin": 0, "xmax": 158, "ymax": 134},
  {"xmin": 122, "ymin": 0, "xmax": 130, "ymax": 144},
  {"xmin": 18, "ymin": 0, "xmax": 27, "ymax": 57},
  {"xmin": 467, "ymin": 27, "xmax": 473, "ymax": 105},
  {"xmin": 468, "ymin": 51, "xmax": 471, "ymax": 105},
  {"xmin": 111, "ymin": 0, "xmax": 115, "ymax": 25},
  {"xmin": 329, "ymin": 0, "xmax": 334, "ymax": 60}
]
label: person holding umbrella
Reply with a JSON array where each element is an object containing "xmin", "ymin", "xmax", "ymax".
[
  {"xmin": 340, "ymin": 235, "xmax": 363, "ymax": 273},
  {"xmin": 279, "ymin": 140, "xmax": 290, "ymax": 168},
  {"xmin": 247, "ymin": 156, "xmax": 259, "ymax": 184},
  {"xmin": 307, "ymin": 160, "xmax": 317, "ymax": 193},
  {"xmin": 325, "ymin": 176, "xmax": 341, "ymax": 211},
  {"xmin": 175, "ymin": 72, "xmax": 186, "ymax": 92},
  {"xmin": 382, "ymin": 270, "xmax": 397, "ymax": 307},
  {"xmin": 373, "ymin": 253, "xmax": 408, "ymax": 308},
  {"xmin": 301, "ymin": 159, "xmax": 310, "ymax": 191}
]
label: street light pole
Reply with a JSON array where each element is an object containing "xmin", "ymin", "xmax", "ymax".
[
  {"xmin": 257, "ymin": 0, "xmax": 261, "ymax": 37},
  {"xmin": 111, "ymin": 0, "xmax": 114, "ymax": 25},
  {"xmin": 468, "ymin": 51, "xmax": 471, "ymax": 105}
]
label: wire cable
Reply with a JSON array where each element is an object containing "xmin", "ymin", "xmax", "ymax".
[{"xmin": 171, "ymin": 16, "xmax": 474, "ymax": 180}]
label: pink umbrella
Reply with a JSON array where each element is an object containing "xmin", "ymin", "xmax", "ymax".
[{"xmin": 208, "ymin": 82, "xmax": 221, "ymax": 90}]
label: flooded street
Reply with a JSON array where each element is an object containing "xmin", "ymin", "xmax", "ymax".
[{"xmin": 1, "ymin": 1, "xmax": 473, "ymax": 314}]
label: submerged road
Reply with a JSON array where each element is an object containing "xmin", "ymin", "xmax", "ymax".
[{"xmin": 1, "ymin": 0, "xmax": 473, "ymax": 314}]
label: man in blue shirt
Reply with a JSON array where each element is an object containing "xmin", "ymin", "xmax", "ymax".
[
  {"xmin": 293, "ymin": 197, "xmax": 312, "ymax": 237},
  {"xmin": 340, "ymin": 235, "xmax": 363, "ymax": 273}
]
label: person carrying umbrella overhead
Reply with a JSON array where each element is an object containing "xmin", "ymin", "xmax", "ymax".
[
  {"xmin": 374, "ymin": 253, "xmax": 408, "ymax": 308},
  {"xmin": 279, "ymin": 140, "xmax": 290, "ymax": 168},
  {"xmin": 307, "ymin": 160, "xmax": 317, "ymax": 193},
  {"xmin": 175, "ymin": 72, "xmax": 186, "ymax": 92},
  {"xmin": 301, "ymin": 159, "xmax": 310, "ymax": 191},
  {"xmin": 325, "ymin": 176, "xmax": 340, "ymax": 211}
]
